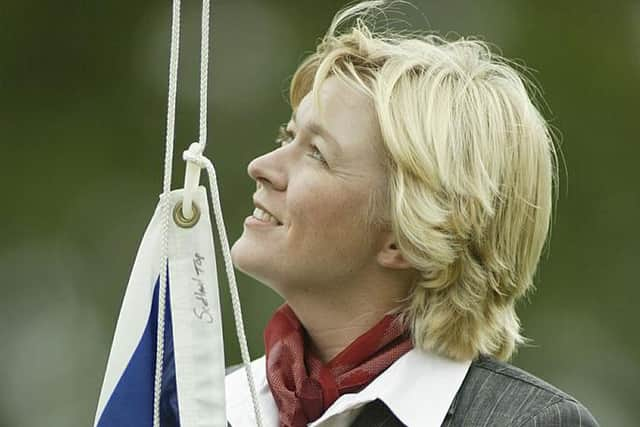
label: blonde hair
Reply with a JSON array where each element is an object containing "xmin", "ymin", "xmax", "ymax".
[{"xmin": 287, "ymin": 0, "xmax": 559, "ymax": 362}]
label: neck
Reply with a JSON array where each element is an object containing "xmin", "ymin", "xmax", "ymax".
[{"xmin": 284, "ymin": 269, "xmax": 415, "ymax": 363}]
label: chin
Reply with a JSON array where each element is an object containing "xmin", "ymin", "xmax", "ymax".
[
  {"xmin": 231, "ymin": 237, "xmax": 269, "ymax": 281},
  {"xmin": 230, "ymin": 237, "xmax": 251, "ymax": 273},
  {"xmin": 232, "ymin": 245, "xmax": 293, "ymax": 301}
]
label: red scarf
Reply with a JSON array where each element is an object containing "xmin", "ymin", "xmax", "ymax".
[{"xmin": 264, "ymin": 304, "xmax": 413, "ymax": 427}]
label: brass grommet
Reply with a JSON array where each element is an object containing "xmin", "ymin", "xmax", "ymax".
[{"xmin": 173, "ymin": 200, "xmax": 201, "ymax": 228}]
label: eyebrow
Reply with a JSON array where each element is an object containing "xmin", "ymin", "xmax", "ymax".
[{"xmin": 290, "ymin": 110, "xmax": 342, "ymax": 154}]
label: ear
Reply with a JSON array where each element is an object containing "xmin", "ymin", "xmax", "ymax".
[{"xmin": 376, "ymin": 234, "xmax": 413, "ymax": 270}]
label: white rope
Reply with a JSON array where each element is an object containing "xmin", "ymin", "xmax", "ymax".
[
  {"xmin": 199, "ymin": 0, "xmax": 210, "ymax": 150},
  {"xmin": 192, "ymin": 1, "xmax": 263, "ymax": 424},
  {"xmin": 154, "ymin": 0, "xmax": 181, "ymax": 425},
  {"xmin": 154, "ymin": 0, "xmax": 264, "ymax": 425},
  {"xmin": 184, "ymin": 148, "xmax": 264, "ymax": 427}
]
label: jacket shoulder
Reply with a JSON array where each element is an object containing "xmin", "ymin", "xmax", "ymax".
[{"xmin": 446, "ymin": 354, "xmax": 599, "ymax": 426}]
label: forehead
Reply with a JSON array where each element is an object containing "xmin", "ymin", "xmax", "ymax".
[{"xmin": 294, "ymin": 76, "xmax": 383, "ymax": 162}]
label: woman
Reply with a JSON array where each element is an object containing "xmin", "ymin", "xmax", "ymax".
[{"xmin": 226, "ymin": 1, "xmax": 599, "ymax": 426}]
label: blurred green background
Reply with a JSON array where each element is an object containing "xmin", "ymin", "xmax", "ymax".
[{"xmin": 1, "ymin": 0, "xmax": 638, "ymax": 425}]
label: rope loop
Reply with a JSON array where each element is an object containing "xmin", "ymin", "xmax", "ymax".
[{"xmin": 182, "ymin": 142, "xmax": 208, "ymax": 169}]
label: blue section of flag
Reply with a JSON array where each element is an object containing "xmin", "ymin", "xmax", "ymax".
[
  {"xmin": 98, "ymin": 271, "xmax": 180, "ymax": 427},
  {"xmin": 161, "ymin": 288, "xmax": 180, "ymax": 427}
]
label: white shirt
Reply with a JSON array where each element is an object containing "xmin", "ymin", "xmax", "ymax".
[{"xmin": 225, "ymin": 348, "xmax": 472, "ymax": 427}]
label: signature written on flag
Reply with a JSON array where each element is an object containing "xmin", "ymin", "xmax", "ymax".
[{"xmin": 192, "ymin": 252, "xmax": 213, "ymax": 323}]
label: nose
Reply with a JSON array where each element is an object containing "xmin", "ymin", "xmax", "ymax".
[{"xmin": 247, "ymin": 149, "xmax": 287, "ymax": 191}]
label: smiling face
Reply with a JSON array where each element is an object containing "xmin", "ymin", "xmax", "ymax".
[{"xmin": 230, "ymin": 76, "xmax": 392, "ymax": 299}]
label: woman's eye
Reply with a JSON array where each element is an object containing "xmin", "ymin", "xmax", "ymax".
[
  {"xmin": 308, "ymin": 145, "xmax": 328, "ymax": 165},
  {"xmin": 274, "ymin": 124, "xmax": 328, "ymax": 167}
]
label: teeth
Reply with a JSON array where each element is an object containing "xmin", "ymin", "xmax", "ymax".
[{"xmin": 252, "ymin": 207, "xmax": 279, "ymax": 225}]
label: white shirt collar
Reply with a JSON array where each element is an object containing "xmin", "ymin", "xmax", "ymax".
[{"xmin": 225, "ymin": 348, "xmax": 472, "ymax": 427}]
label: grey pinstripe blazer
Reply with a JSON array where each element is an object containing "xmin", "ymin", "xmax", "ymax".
[
  {"xmin": 348, "ymin": 353, "xmax": 599, "ymax": 426},
  {"xmin": 228, "ymin": 353, "xmax": 599, "ymax": 426}
]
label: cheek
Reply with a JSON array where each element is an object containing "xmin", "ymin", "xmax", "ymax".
[{"xmin": 286, "ymin": 183, "xmax": 370, "ymax": 257}]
